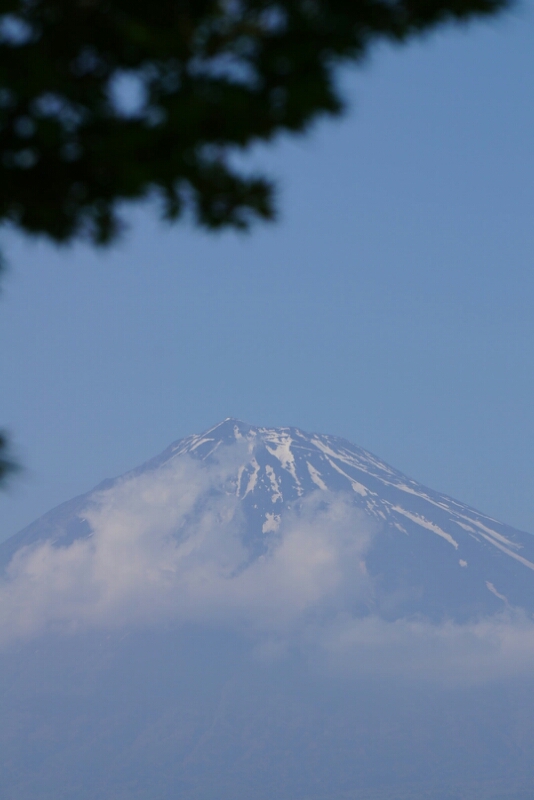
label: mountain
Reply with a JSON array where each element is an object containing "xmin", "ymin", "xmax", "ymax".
[
  {"xmin": 3, "ymin": 418, "xmax": 534, "ymax": 622},
  {"xmin": 2, "ymin": 420, "xmax": 534, "ymax": 800}
]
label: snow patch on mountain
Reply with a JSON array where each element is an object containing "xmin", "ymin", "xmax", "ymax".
[{"xmin": 307, "ymin": 462, "xmax": 327, "ymax": 491}]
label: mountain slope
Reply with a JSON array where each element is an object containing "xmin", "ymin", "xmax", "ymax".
[{"xmin": 2, "ymin": 420, "xmax": 534, "ymax": 800}]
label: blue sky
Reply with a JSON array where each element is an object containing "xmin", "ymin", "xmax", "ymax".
[{"xmin": 1, "ymin": 3, "xmax": 533, "ymax": 541}]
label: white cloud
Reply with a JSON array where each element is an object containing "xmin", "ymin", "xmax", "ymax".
[
  {"xmin": 309, "ymin": 608, "xmax": 534, "ymax": 685},
  {"xmin": 0, "ymin": 453, "xmax": 372, "ymax": 640},
  {"xmin": 1, "ymin": 451, "xmax": 534, "ymax": 684}
]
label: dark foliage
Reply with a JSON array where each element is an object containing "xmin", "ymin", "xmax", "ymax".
[
  {"xmin": 0, "ymin": 0, "xmax": 509, "ymax": 244},
  {"xmin": 0, "ymin": 431, "xmax": 15, "ymax": 482}
]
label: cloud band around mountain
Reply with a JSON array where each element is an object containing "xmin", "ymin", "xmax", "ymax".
[{"xmin": 1, "ymin": 451, "xmax": 534, "ymax": 684}]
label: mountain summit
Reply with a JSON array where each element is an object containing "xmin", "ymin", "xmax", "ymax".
[{"xmin": 3, "ymin": 418, "xmax": 533, "ymax": 622}]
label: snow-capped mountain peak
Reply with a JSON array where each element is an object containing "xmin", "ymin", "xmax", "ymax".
[{"xmin": 2, "ymin": 419, "xmax": 534, "ymax": 621}]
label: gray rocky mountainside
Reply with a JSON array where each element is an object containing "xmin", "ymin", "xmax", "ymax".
[{"xmin": 1, "ymin": 419, "xmax": 534, "ymax": 800}]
